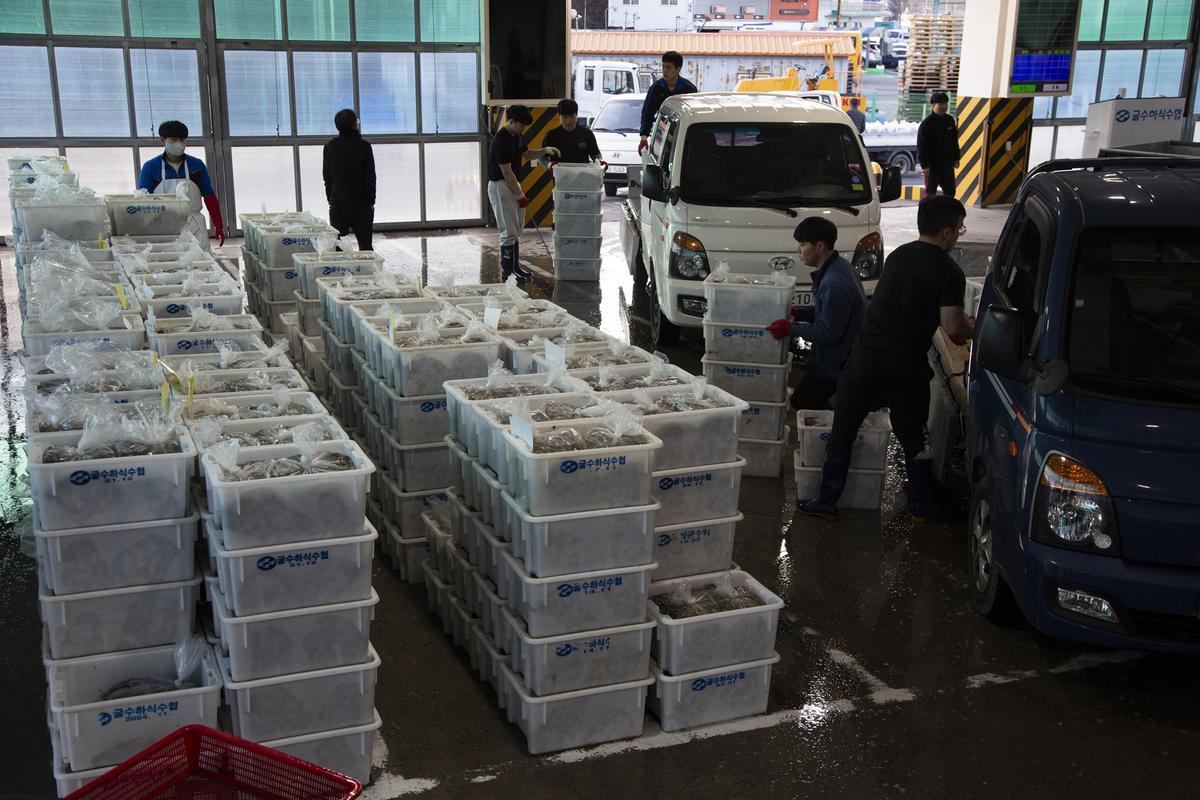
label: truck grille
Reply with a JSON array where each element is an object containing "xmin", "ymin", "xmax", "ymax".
[{"xmin": 1127, "ymin": 608, "xmax": 1200, "ymax": 645}]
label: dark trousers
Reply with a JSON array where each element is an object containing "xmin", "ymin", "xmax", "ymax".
[
  {"xmin": 924, "ymin": 166, "xmax": 956, "ymax": 198},
  {"xmin": 329, "ymin": 203, "xmax": 374, "ymax": 251},
  {"xmin": 828, "ymin": 349, "xmax": 932, "ymax": 464},
  {"xmin": 791, "ymin": 371, "xmax": 838, "ymax": 411}
]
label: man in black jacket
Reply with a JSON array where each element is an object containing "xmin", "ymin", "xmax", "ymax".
[
  {"xmin": 638, "ymin": 51, "xmax": 697, "ymax": 155},
  {"xmin": 323, "ymin": 108, "xmax": 376, "ymax": 250},
  {"xmin": 917, "ymin": 92, "xmax": 960, "ymax": 199},
  {"xmin": 544, "ymin": 99, "xmax": 602, "ymax": 165}
]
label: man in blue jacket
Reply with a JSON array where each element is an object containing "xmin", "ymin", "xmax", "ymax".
[
  {"xmin": 638, "ymin": 51, "xmax": 698, "ymax": 155},
  {"xmin": 767, "ymin": 217, "xmax": 867, "ymax": 411}
]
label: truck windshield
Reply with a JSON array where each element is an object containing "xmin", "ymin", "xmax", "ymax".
[
  {"xmin": 1067, "ymin": 228, "xmax": 1200, "ymax": 404},
  {"xmin": 679, "ymin": 122, "xmax": 871, "ymax": 208},
  {"xmin": 593, "ymin": 99, "xmax": 642, "ymax": 133}
]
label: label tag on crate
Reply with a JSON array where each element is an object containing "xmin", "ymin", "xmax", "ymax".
[
  {"xmin": 510, "ymin": 409, "xmax": 535, "ymax": 449},
  {"xmin": 544, "ymin": 340, "xmax": 566, "ymax": 366},
  {"xmin": 483, "ymin": 306, "xmax": 503, "ymax": 331}
]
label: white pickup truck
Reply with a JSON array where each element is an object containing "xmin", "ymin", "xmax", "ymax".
[{"xmin": 620, "ymin": 93, "xmax": 902, "ymax": 344}]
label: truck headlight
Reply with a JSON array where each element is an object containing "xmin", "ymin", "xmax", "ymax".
[
  {"xmin": 1031, "ymin": 454, "xmax": 1121, "ymax": 556},
  {"xmin": 669, "ymin": 232, "xmax": 710, "ymax": 280},
  {"xmin": 851, "ymin": 232, "xmax": 883, "ymax": 280}
]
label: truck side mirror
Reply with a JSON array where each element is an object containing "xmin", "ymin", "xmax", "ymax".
[
  {"xmin": 976, "ymin": 304, "xmax": 1026, "ymax": 381},
  {"xmin": 879, "ymin": 166, "xmax": 902, "ymax": 203},
  {"xmin": 642, "ymin": 165, "xmax": 667, "ymax": 203}
]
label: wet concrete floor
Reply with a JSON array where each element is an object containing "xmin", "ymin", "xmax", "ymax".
[{"xmin": 2, "ymin": 197, "xmax": 1197, "ymax": 798}]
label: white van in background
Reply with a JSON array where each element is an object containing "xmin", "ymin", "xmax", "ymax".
[
  {"xmin": 591, "ymin": 94, "xmax": 647, "ymax": 196},
  {"xmin": 572, "ymin": 60, "xmax": 651, "ymax": 123},
  {"xmin": 620, "ymin": 93, "xmax": 902, "ymax": 344}
]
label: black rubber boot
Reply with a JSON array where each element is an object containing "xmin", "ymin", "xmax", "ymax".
[
  {"xmin": 510, "ymin": 241, "xmax": 532, "ymax": 282},
  {"xmin": 906, "ymin": 457, "xmax": 934, "ymax": 523},
  {"xmin": 796, "ymin": 453, "xmax": 851, "ymax": 521},
  {"xmin": 500, "ymin": 243, "xmax": 515, "ymax": 282}
]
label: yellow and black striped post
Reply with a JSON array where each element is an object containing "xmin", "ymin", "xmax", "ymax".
[
  {"xmin": 954, "ymin": 97, "xmax": 1034, "ymax": 207},
  {"xmin": 490, "ymin": 107, "xmax": 560, "ymax": 228}
]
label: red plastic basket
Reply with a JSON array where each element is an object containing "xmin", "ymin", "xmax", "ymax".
[{"xmin": 65, "ymin": 725, "xmax": 362, "ymax": 800}]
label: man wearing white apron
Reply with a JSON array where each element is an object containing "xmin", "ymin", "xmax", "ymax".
[{"xmin": 137, "ymin": 120, "xmax": 225, "ymax": 248}]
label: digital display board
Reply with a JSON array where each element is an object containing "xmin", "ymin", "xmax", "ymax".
[{"xmin": 1009, "ymin": 0, "xmax": 1082, "ymax": 95}]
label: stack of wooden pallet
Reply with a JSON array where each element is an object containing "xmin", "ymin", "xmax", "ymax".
[{"xmin": 898, "ymin": 15, "xmax": 964, "ymax": 122}]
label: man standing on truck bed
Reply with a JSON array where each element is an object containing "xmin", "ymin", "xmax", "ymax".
[
  {"xmin": 638, "ymin": 51, "xmax": 697, "ymax": 155},
  {"xmin": 917, "ymin": 92, "xmax": 960, "ymax": 198},
  {"xmin": 796, "ymin": 195, "xmax": 974, "ymax": 523},
  {"xmin": 766, "ymin": 217, "xmax": 867, "ymax": 411}
]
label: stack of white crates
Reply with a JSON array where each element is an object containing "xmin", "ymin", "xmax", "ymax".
[
  {"xmin": 699, "ymin": 270, "xmax": 799, "ymax": 477},
  {"xmin": 793, "ymin": 410, "xmax": 891, "ymax": 509},
  {"xmin": 552, "ymin": 164, "xmax": 604, "ymax": 282},
  {"xmin": 239, "ymin": 214, "xmax": 338, "ymax": 336}
]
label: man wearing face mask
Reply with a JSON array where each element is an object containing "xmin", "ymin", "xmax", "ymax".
[{"xmin": 137, "ymin": 120, "xmax": 224, "ymax": 247}]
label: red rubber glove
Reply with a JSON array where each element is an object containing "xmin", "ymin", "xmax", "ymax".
[
  {"xmin": 517, "ymin": 195, "xmax": 530, "ymax": 209},
  {"xmin": 599, "ymin": 160, "xmax": 609, "ymax": 172},
  {"xmin": 203, "ymin": 195, "xmax": 225, "ymax": 246},
  {"xmin": 766, "ymin": 319, "xmax": 793, "ymax": 340},
  {"xmin": 638, "ymin": 138, "xmax": 648, "ymax": 155}
]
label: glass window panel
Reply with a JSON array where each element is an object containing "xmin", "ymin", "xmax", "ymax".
[
  {"xmin": 1147, "ymin": 0, "xmax": 1192, "ymax": 39},
  {"xmin": 1104, "ymin": 0, "xmax": 1150, "ymax": 40},
  {"xmin": 1, "ymin": 0, "xmax": 45, "ymax": 34},
  {"xmin": 423, "ymin": 142, "xmax": 481, "ymax": 221},
  {"xmin": 130, "ymin": 49, "xmax": 202, "ymax": 139},
  {"xmin": 287, "ymin": 0, "xmax": 350, "ymax": 40},
  {"xmin": 0, "ymin": 47, "xmax": 55, "ymax": 137},
  {"xmin": 359, "ymin": 52, "xmax": 417, "ymax": 134},
  {"xmin": 224, "ymin": 51, "xmax": 291, "ymax": 136},
  {"xmin": 1033, "ymin": 96, "xmax": 1053, "ymax": 120},
  {"xmin": 129, "ymin": 0, "xmax": 200, "ymax": 38},
  {"xmin": 64, "ymin": 147, "xmax": 138, "ymax": 196},
  {"xmin": 1078, "ymin": 0, "xmax": 1104, "ymax": 41},
  {"xmin": 298, "ymin": 146, "xmax": 328, "ymax": 216},
  {"xmin": 56, "ymin": 48, "xmax": 130, "ymax": 137},
  {"xmin": 374, "ymin": 144, "xmax": 422, "ymax": 223},
  {"xmin": 420, "ymin": 53, "xmax": 478, "ymax": 134},
  {"xmin": 1029, "ymin": 127, "xmax": 1054, "ymax": 169},
  {"xmin": 215, "ymin": 0, "xmax": 282, "ymax": 39},
  {"xmin": 356, "ymin": 0, "xmax": 415, "ymax": 41},
  {"xmin": 1, "ymin": 147, "xmax": 57, "ymax": 235},
  {"xmin": 420, "ymin": 0, "xmax": 480, "ymax": 42},
  {"xmin": 49, "ymin": 0, "xmax": 123, "ymax": 36},
  {"xmin": 232, "ymin": 146, "xmax": 297, "ymax": 219},
  {"xmin": 1141, "ymin": 49, "xmax": 1185, "ymax": 97},
  {"xmin": 1099, "ymin": 49, "xmax": 1144, "ymax": 100},
  {"xmin": 1056, "ymin": 50, "xmax": 1101, "ymax": 117},
  {"xmin": 1053, "ymin": 125, "xmax": 1086, "ymax": 159},
  {"xmin": 293, "ymin": 52, "xmax": 354, "ymax": 136}
]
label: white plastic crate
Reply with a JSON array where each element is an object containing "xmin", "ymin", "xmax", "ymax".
[
  {"xmin": 384, "ymin": 519, "xmax": 427, "ymax": 585},
  {"xmin": 605, "ymin": 384, "xmax": 748, "ymax": 471},
  {"xmin": 500, "ymin": 550, "xmax": 656, "ymax": 638},
  {"xmin": 46, "ymin": 642, "xmax": 222, "ymax": 772},
  {"xmin": 188, "ymin": 415, "xmax": 346, "ymax": 454},
  {"xmin": 212, "ymin": 582, "xmax": 378, "ymax": 681},
  {"xmin": 504, "ymin": 606, "xmax": 654, "ymax": 697},
  {"xmin": 447, "ymin": 592, "xmax": 480, "ymax": 650},
  {"xmin": 138, "ymin": 286, "xmax": 242, "ymax": 319},
  {"xmin": 647, "ymin": 569, "xmax": 783, "ymax": 675},
  {"xmin": 551, "ymin": 189, "xmax": 602, "ymax": 215},
  {"xmin": 796, "ymin": 409, "xmax": 891, "ymax": 470},
  {"xmin": 500, "ymin": 664, "xmax": 652, "ymax": 755},
  {"xmin": 381, "ymin": 330, "xmax": 503, "ymax": 397},
  {"xmin": 27, "ymin": 428, "xmax": 195, "ymax": 531},
  {"xmin": 201, "ymin": 439, "xmax": 374, "ymax": 549},
  {"xmin": 261, "ymin": 296, "xmax": 293, "ymax": 335},
  {"xmin": 553, "ymin": 257, "xmax": 602, "ymax": 282},
  {"xmin": 385, "ymin": 477, "xmax": 449, "ymax": 537},
  {"xmin": 105, "ymin": 195, "xmax": 191, "ymax": 236},
  {"xmin": 445, "ymin": 374, "xmax": 591, "ymax": 460},
  {"xmin": 19, "ymin": 200, "xmax": 106, "ymax": 242},
  {"xmin": 258, "ymin": 226, "xmax": 339, "ymax": 268},
  {"xmin": 473, "ymin": 517, "xmax": 510, "ymax": 586},
  {"xmin": 502, "ymin": 417, "xmax": 662, "ymax": 517},
  {"xmin": 422, "ymin": 511, "xmax": 453, "ymax": 580},
  {"xmin": 259, "ymin": 263, "xmax": 301, "ymax": 302},
  {"xmin": 737, "ymin": 392, "xmax": 791, "ymax": 441},
  {"xmin": 383, "ymin": 430, "xmax": 453, "ymax": 492},
  {"xmin": 293, "ymin": 252, "xmax": 383, "ymax": 299},
  {"xmin": 652, "ymin": 457, "xmax": 745, "ymax": 527},
  {"xmin": 552, "ymin": 234, "xmax": 602, "ymax": 261},
  {"xmin": 552, "ymin": 164, "xmax": 604, "ymax": 192},
  {"xmin": 793, "ymin": 451, "xmax": 885, "ymax": 509},
  {"xmin": 219, "ymin": 645, "xmax": 379, "ymax": 743},
  {"xmin": 504, "ymin": 489, "xmax": 658, "ymax": 578},
  {"xmin": 36, "ymin": 513, "xmax": 198, "ymax": 595},
  {"xmin": 209, "ymin": 520, "xmax": 376, "ymax": 616},
  {"xmin": 473, "ymin": 460, "xmax": 506, "ymax": 528},
  {"xmin": 21, "ymin": 315, "xmax": 146, "ymax": 357},
  {"xmin": 472, "ymin": 569, "xmax": 506, "ymax": 639},
  {"xmin": 469, "ymin": 623, "xmax": 509, "ymax": 695},
  {"xmin": 260, "ymin": 709, "xmax": 381, "ymax": 785},
  {"xmin": 702, "ymin": 321, "xmax": 789, "ymax": 365},
  {"xmin": 553, "ymin": 212, "xmax": 602, "ymax": 238},
  {"xmin": 446, "ymin": 488, "xmax": 480, "ymax": 553},
  {"xmin": 649, "ymin": 653, "xmax": 780, "ymax": 732},
  {"xmin": 738, "ymin": 425, "xmax": 790, "ymax": 478},
  {"xmin": 422, "ymin": 560, "xmax": 453, "ymax": 635},
  {"xmin": 40, "ymin": 574, "xmax": 201, "ymax": 659},
  {"xmin": 185, "ymin": 391, "xmax": 327, "ymax": 423},
  {"xmin": 148, "ymin": 316, "xmax": 265, "ymax": 356},
  {"xmin": 291, "ymin": 289, "xmax": 322, "ymax": 337},
  {"xmin": 701, "ymin": 354, "xmax": 793, "ymax": 404},
  {"xmin": 651, "ymin": 514, "xmax": 741, "ymax": 581},
  {"xmin": 468, "ymin": 393, "xmax": 602, "ymax": 486},
  {"xmin": 50, "ymin": 724, "xmax": 109, "ymax": 797},
  {"xmin": 447, "ymin": 540, "xmax": 477, "ymax": 608},
  {"xmin": 702, "ymin": 272, "xmax": 797, "ymax": 325}
]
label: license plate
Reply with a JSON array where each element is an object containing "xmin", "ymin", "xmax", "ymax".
[
  {"xmin": 606, "ymin": 165, "xmax": 628, "ymax": 175},
  {"xmin": 794, "ymin": 291, "xmax": 814, "ymax": 307}
]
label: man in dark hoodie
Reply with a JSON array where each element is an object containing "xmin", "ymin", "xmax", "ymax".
[{"xmin": 322, "ymin": 108, "xmax": 376, "ymax": 250}]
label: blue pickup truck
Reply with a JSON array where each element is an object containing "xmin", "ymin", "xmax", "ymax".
[{"xmin": 967, "ymin": 158, "xmax": 1200, "ymax": 654}]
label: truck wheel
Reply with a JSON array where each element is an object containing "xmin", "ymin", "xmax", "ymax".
[
  {"xmin": 967, "ymin": 479, "xmax": 1021, "ymax": 623},
  {"xmin": 889, "ymin": 151, "xmax": 915, "ymax": 174},
  {"xmin": 605, "ymin": 183, "xmax": 618, "ymax": 197},
  {"xmin": 648, "ymin": 273, "xmax": 681, "ymax": 346}
]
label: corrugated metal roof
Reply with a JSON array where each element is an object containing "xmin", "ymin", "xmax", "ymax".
[{"xmin": 570, "ymin": 31, "xmax": 858, "ymax": 58}]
